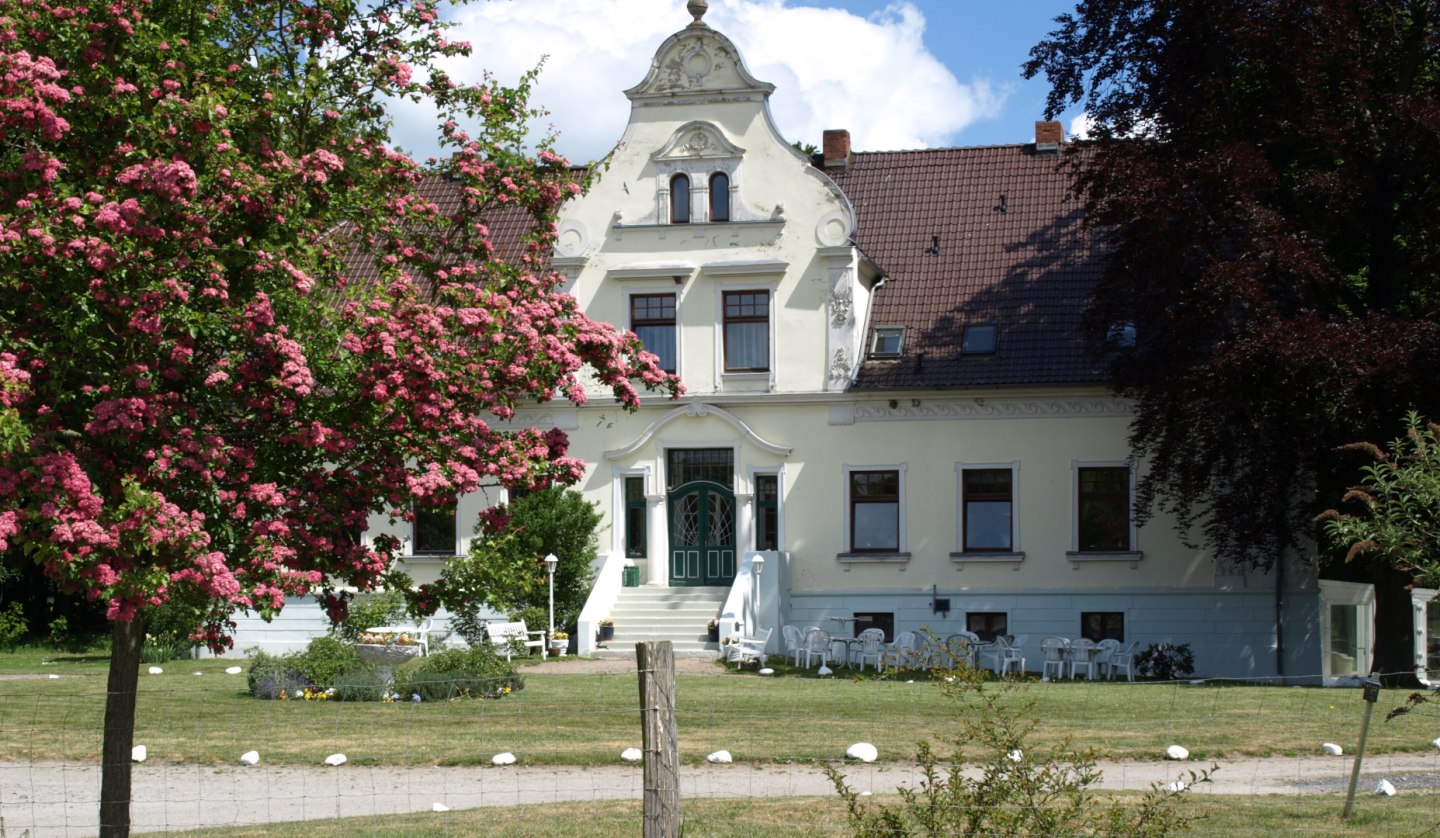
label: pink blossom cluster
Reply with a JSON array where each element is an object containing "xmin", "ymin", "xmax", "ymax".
[{"xmin": 0, "ymin": 0, "xmax": 680, "ymax": 650}]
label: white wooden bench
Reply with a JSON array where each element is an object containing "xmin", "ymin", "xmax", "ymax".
[{"xmin": 487, "ymin": 620, "xmax": 546, "ymax": 661}]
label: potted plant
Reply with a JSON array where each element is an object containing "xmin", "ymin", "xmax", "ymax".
[
  {"xmin": 597, "ymin": 618, "xmax": 615, "ymax": 643},
  {"xmin": 707, "ymin": 618, "xmax": 720, "ymax": 642},
  {"xmin": 548, "ymin": 630, "xmax": 569, "ymax": 657}
]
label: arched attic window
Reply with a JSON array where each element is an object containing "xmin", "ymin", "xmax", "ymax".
[
  {"xmin": 670, "ymin": 174, "xmax": 690, "ymax": 224},
  {"xmin": 709, "ymin": 172, "xmax": 730, "ymax": 222}
]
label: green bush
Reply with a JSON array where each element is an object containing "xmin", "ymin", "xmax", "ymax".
[
  {"xmin": 0, "ymin": 601, "xmax": 26, "ymax": 651},
  {"xmin": 1135, "ymin": 642, "xmax": 1196, "ymax": 681},
  {"xmin": 291, "ymin": 636, "xmax": 370, "ymax": 690},
  {"xmin": 330, "ymin": 665, "xmax": 389, "ymax": 702},
  {"xmin": 445, "ymin": 487, "xmax": 599, "ymax": 644},
  {"xmin": 828, "ymin": 671, "xmax": 1212, "ymax": 836},
  {"xmin": 512, "ymin": 605, "xmax": 549, "ymax": 635},
  {"xmin": 330, "ymin": 590, "xmax": 408, "ymax": 643},
  {"xmin": 406, "ymin": 646, "xmax": 523, "ymax": 701}
]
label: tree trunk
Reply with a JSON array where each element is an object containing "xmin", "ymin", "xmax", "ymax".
[
  {"xmin": 1369, "ymin": 563, "xmax": 1419, "ymax": 687},
  {"xmin": 100, "ymin": 617, "xmax": 144, "ymax": 838}
]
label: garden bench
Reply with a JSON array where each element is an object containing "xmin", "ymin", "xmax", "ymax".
[{"xmin": 487, "ymin": 620, "xmax": 547, "ymax": 661}]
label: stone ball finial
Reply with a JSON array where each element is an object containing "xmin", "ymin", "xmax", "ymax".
[{"xmin": 687, "ymin": 0, "xmax": 709, "ymax": 26}]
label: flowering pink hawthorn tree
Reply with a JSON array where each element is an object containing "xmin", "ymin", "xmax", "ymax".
[{"xmin": 0, "ymin": 1, "xmax": 679, "ymax": 834}]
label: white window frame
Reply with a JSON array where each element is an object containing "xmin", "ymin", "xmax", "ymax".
[
  {"xmin": 610, "ymin": 466, "xmax": 653, "ymax": 558},
  {"xmin": 747, "ymin": 465, "xmax": 784, "ymax": 552},
  {"xmin": 712, "ymin": 282, "xmax": 777, "ymax": 383},
  {"xmin": 1068, "ymin": 459, "xmax": 1142, "ymax": 565},
  {"xmin": 952, "ymin": 461, "xmax": 1023, "ymax": 568},
  {"xmin": 411, "ymin": 496, "xmax": 459, "ymax": 557},
  {"xmin": 839, "ymin": 463, "xmax": 909, "ymax": 564},
  {"xmin": 626, "ymin": 287, "xmax": 683, "ymax": 378}
]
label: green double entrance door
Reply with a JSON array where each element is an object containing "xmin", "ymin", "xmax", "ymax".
[{"xmin": 668, "ymin": 479, "xmax": 736, "ymax": 587}]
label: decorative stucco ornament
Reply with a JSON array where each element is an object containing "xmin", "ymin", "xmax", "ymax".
[
  {"xmin": 828, "ymin": 349, "xmax": 851, "ymax": 384},
  {"xmin": 829, "ymin": 284, "xmax": 853, "ymax": 327}
]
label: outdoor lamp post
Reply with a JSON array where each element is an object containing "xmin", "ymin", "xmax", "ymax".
[{"xmin": 544, "ymin": 553, "xmax": 558, "ymax": 642}]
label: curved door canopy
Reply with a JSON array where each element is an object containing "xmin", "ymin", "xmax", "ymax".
[{"xmin": 668, "ymin": 480, "xmax": 736, "ymax": 586}]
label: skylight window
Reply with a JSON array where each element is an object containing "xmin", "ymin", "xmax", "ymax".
[
  {"xmin": 961, "ymin": 324, "xmax": 997, "ymax": 354},
  {"xmin": 871, "ymin": 327, "xmax": 904, "ymax": 358},
  {"xmin": 1106, "ymin": 321, "xmax": 1137, "ymax": 348}
]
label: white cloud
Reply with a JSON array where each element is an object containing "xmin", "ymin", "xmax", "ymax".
[
  {"xmin": 387, "ymin": 0, "xmax": 1006, "ymax": 162},
  {"xmin": 1068, "ymin": 112, "xmax": 1094, "ymax": 140}
]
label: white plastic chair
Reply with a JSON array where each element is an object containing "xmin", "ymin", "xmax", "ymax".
[
  {"xmin": 802, "ymin": 627, "xmax": 831, "ymax": 669},
  {"xmin": 977, "ymin": 636, "xmax": 1008, "ymax": 674},
  {"xmin": 945, "ymin": 634, "xmax": 976, "ymax": 669},
  {"xmin": 887, "ymin": 631, "xmax": 921, "ymax": 670},
  {"xmin": 1108, "ymin": 640, "xmax": 1139, "ymax": 681},
  {"xmin": 851, "ymin": 628, "xmax": 886, "ymax": 671},
  {"xmin": 1094, "ymin": 638, "xmax": 1121, "ymax": 678},
  {"xmin": 1041, "ymin": 637, "xmax": 1069, "ymax": 680},
  {"xmin": 1069, "ymin": 638, "xmax": 1098, "ymax": 679},
  {"xmin": 782, "ymin": 625, "xmax": 805, "ymax": 666},
  {"xmin": 1000, "ymin": 634, "xmax": 1028, "ymax": 676}
]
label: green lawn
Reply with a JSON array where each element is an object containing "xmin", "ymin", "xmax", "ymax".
[
  {"xmin": 158, "ymin": 793, "xmax": 1440, "ymax": 837},
  {"xmin": 0, "ymin": 648, "xmax": 1432, "ymax": 768}
]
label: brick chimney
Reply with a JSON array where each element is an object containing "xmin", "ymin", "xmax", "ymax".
[
  {"xmin": 1034, "ymin": 120, "xmax": 1064, "ymax": 153},
  {"xmin": 823, "ymin": 129, "xmax": 851, "ymax": 169}
]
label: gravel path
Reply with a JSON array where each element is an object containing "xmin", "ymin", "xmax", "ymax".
[{"xmin": 4, "ymin": 752, "xmax": 1438, "ymax": 836}]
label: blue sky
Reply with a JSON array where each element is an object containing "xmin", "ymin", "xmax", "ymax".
[{"xmin": 390, "ymin": 1, "xmax": 1086, "ymax": 162}]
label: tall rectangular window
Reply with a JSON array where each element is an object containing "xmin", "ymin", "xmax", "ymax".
[
  {"xmin": 631, "ymin": 294, "xmax": 676, "ymax": 374},
  {"xmin": 1078, "ymin": 466, "xmax": 1132, "ymax": 551},
  {"xmin": 963, "ymin": 468, "xmax": 1013, "ymax": 551},
  {"xmin": 755, "ymin": 474, "xmax": 778, "ymax": 551},
  {"xmin": 723, "ymin": 290, "xmax": 769, "ymax": 372},
  {"xmin": 849, "ymin": 470, "xmax": 899, "ymax": 552},
  {"xmin": 624, "ymin": 476, "xmax": 647, "ymax": 558},
  {"xmin": 413, "ymin": 498, "xmax": 457, "ymax": 556}
]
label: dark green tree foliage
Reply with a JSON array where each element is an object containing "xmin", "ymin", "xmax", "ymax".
[
  {"xmin": 436, "ymin": 487, "xmax": 600, "ymax": 636},
  {"xmin": 1320, "ymin": 412, "xmax": 1440, "ymax": 585},
  {"xmin": 1025, "ymin": 1, "xmax": 1440, "ymax": 671}
]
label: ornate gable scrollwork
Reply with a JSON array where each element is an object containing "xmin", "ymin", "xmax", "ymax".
[
  {"xmin": 653, "ymin": 121, "xmax": 744, "ymax": 163},
  {"xmin": 604, "ymin": 402, "xmax": 792, "ymax": 460},
  {"xmin": 628, "ymin": 29, "xmax": 773, "ymax": 101}
]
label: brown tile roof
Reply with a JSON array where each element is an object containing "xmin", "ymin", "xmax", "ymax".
[{"xmin": 828, "ymin": 144, "xmax": 1108, "ymax": 390}]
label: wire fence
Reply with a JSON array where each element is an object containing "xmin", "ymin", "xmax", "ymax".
[{"xmin": 2, "ymin": 659, "xmax": 1440, "ymax": 836}]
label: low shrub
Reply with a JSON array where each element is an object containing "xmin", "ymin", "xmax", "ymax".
[
  {"xmin": 246, "ymin": 650, "xmax": 310, "ymax": 700},
  {"xmin": 406, "ymin": 646, "xmax": 523, "ymax": 701},
  {"xmin": 330, "ymin": 665, "xmax": 389, "ymax": 702},
  {"xmin": 0, "ymin": 602, "xmax": 26, "ymax": 651},
  {"xmin": 290, "ymin": 636, "xmax": 369, "ymax": 689},
  {"xmin": 1135, "ymin": 642, "xmax": 1195, "ymax": 681}
]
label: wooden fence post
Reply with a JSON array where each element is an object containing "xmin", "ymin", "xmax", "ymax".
[{"xmin": 637, "ymin": 641, "xmax": 680, "ymax": 837}]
